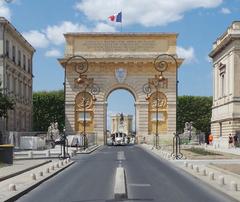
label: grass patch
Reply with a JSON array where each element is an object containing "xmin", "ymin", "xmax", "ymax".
[{"xmin": 185, "ymin": 147, "xmax": 221, "ymax": 156}]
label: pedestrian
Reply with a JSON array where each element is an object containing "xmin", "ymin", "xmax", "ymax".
[
  {"xmin": 233, "ymin": 134, "xmax": 238, "ymax": 148},
  {"xmin": 228, "ymin": 134, "xmax": 234, "ymax": 148},
  {"xmin": 208, "ymin": 134, "xmax": 213, "ymax": 145}
]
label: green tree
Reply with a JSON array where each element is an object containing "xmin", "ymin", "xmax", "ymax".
[
  {"xmin": 177, "ymin": 96, "xmax": 212, "ymax": 134},
  {"xmin": 0, "ymin": 85, "xmax": 15, "ymax": 119},
  {"xmin": 33, "ymin": 90, "xmax": 64, "ymax": 131}
]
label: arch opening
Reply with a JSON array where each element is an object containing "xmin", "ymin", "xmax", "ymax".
[{"xmin": 106, "ymin": 89, "xmax": 136, "ymax": 144}]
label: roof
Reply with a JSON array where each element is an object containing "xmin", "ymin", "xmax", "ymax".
[{"xmin": 0, "ymin": 17, "xmax": 35, "ymax": 53}]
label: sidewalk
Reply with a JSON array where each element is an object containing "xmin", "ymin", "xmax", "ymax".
[
  {"xmin": 0, "ymin": 159, "xmax": 51, "ymax": 182},
  {"xmin": 13, "ymin": 144, "xmax": 100, "ymax": 159},
  {"xmin": 140, "ymin": 144, "xmax": 240, "ymax": 202},
  {"xmin": 0, "ymin": 159, "xmax": 73, "ymax": 202},
  {"xmin": 0, "ymin": 144, "xmax": 100, "ymax": 201},
  {"xmin": 199, "ymin": 144, "xmax": 240, "ymax": 156}
]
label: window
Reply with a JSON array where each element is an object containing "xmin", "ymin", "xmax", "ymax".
[
  {"xmin": 18, "ymin": 50, "xmax": 21, "ymax": 66},
  {"xmin": 27, "ymin": 59, "xmax": 31, "ymax": 73},
  {"xmin": 221, "ymin": 74, "xmax": 225, "ymax": 97},
  {"xmin": 6, "ymin": 40, "xmax": 9, "ymax": 57},
  {"xmin": 6, "ymin": 74, "xmax": 10, "ymax": 92},
  {"xmin": 13, "ymin": 77, "xmax": 16, "ymax": 94},
  {"xmin": 23, "ymin": 54, "xmax": 26, "ymax": 70},
  {"xmin": 12, "ymin": 45, "xmax": 16, "ymax": 63},
  {"xmin": 219, "ymin": 63, "xmax": 226, "ymax": 98}
]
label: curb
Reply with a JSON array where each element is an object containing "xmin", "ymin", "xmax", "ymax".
[
  {"xmin": 114, "ymin": 167, "xmax": 128, "ymax": 200},
  {"xmin": 76, "ymin": 145, "xmax": 101, "ymax": 154},
  {"xmin": 0, "ymin": 160, "xmax": 52, "ymax": 182},
  {"xmin": 4, "ymin": 161, "xmax": 75, "ymax": 202},
  {"xmin": 140, "ymin": 145, "xmax": 240, "ymax": 202}
]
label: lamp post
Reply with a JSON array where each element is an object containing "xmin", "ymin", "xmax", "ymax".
[
  {"xmin": 143, "ymin": 54, "xmax": 179, "ymax": 150},
  {"xmin": 143, "ymin": 55, "xmax": 169, "ymax": 149},
  {"xmin": 64, "ymin": 55, "xmax": 100, "ymax": 150}
]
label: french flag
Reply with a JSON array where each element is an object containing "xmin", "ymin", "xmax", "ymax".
[{"xmin": 108, "ymin": 12, "xmax": 122, "ymax": 22}]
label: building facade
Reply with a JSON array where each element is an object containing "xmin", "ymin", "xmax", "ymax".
[
  {"xmin": 59, "ymin": 33, "xmax": 182, "ymax": 145},
  {"xmin": 0, "ymin": 17, "xmax": 35, "ymax": 143},
  {"xmin": 209, "ymin": 21, "xmax": 240, "ymax": 147},
  {"xmin": 111, "ymin": 113, "xmax": 133, "ymax": 136}
]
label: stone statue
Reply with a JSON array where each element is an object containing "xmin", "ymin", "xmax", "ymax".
[{"xmin": 47, "ymin": 122, "xmax": 60, "ymax": 141}]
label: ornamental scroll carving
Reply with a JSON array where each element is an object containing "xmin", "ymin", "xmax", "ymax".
[
  {"xmin": 149, "ymin": 92, "xmax": 167, "ymax": 110},
  {"xmin": 75, "ymin": 92, "xmax": 93, "ymax": 110}
]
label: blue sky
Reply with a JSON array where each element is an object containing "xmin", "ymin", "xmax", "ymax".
[{"xmin": 1, "ymin": 0, "xmax": 240, "ymax": 125}]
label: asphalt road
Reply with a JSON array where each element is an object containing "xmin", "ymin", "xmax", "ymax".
[{"xmin": 17, "ymin": 145, "xmax": 236, "ymax": 202}]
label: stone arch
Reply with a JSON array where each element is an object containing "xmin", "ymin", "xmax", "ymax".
[{"xmin": 104, "ymin": 83, "xmax": 139, "ymax": 102}]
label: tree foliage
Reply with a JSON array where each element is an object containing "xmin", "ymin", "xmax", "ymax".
[
  {"xmin": 33, "ymin": 90, "xmax": 64, "ymax": 131},
  {"xmin": 177, "ymin": 96, "xmax": 212, "ymax": 134},
  {"xmin": 0, "ymin": 88, "xmax": 15, "ymax": 119},
  {"xmin": 32, "ymin": 91, "xmax": 212, "ymax": 135}
]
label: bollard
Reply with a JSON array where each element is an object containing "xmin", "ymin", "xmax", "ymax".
[
  {"xmin": 8, "ymin": 184, "xmax": 16, "ymax": 191},
  {"xmin": 28, "ymin": 151, "xmax": 33, "ymax": 158},
  {"xmin": 194, "ymin": 166, "xmax": 200, "ymax": 173},
  {"xmin": 64, "ymin": 159, "xmax": 68, "ymax": 164},
  {"xmin": 50, "ymin": 165, "xmax": 54, "ymax": 171},
  {"xmin": 46, "ymin": 150, "xmax": 51, "ymax": 157},
  {"xmin": 39, "ymin": 171, "xmax": 43, "ymax": 177},
  {"xmin": 189, "ymin": 164, "xmax": 193, "ymax": 169},
  {"xmin": 209, "ymin": 172, "xmax": 214, "ymax": 180},
  {"xmin": 56, "ymin": 163, "xmax": 60, "ymax": 168},
  {"xmin": 60, "ymin": 161, "xmax": 64, "ymax": 166},
  {"xmin": 184, "ymin": 161, "xmax": 188, "ymax": 168},
  {"xmin": 30, "ymin": 173, "xmax": 37, "ymax": 180},
  {"xmin": 202, "ymin": 168, "xmax": 207, "ymax": 176},
  {"xmin": 218, "ymin": 176, "xmax": 225, "ymax": 185},
  {"xmin": 67, "ymin": 158, "xmax": 70, "ymax": 163},
  {"xmin": 230, "ymin": 181, "xmax": 238, "ymax": 191},
  {"xmin": 45, "ymin": 168, "xmax": 50, "ymax": 173}
]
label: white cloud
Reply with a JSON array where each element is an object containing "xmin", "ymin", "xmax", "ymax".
[
  {"xmin": 45, "ymin": 21, "xmax": 89, "ymax": 45},
  {"xmin": 22, "ymin": 30, "xmax": 49, "ymax": 48},
  {"xmin": 221, "ymin": 7, "xmax": 231, "ymax": 14},
  {"xmin": 45, "ymin": 49, "xmax": 61, "ymax": 57},
  {"xmin": 177, "ymin": 46, "xmax": 196, "ymax": 64},
  {"xmin": 75, "ymin": 0, "xmax": 222, "ymax": 27},
  {"xmin": 0, "ymin": 1, "xmax": 11, "ymax": 20},
  {"xmin": 93, "ymin": 22, "xmax": 116, "ymax": 32}
]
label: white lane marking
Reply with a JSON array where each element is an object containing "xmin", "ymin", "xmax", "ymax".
[
  {"xmin": 118, "ymin": 160, "xmax": 122, "ymax": 167},
  {"xmin": 128, "ymin": 183, "xmax": 151, "ymax": 187},
  {"xmin": 117, "ymin": 151, "xmax": 126, "ymax": 161}
]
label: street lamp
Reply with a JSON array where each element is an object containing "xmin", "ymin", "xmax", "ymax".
[
  {"xmin": 143, "ymin": 55, "xmax": 169, "ymax": 149},
  {"xmin": 66, "ymin": 55, "xmax": 99, "ymax": 150},
  {"xmin": 143, "ymin": 54, "xmax": 179, "ymax": 150}
]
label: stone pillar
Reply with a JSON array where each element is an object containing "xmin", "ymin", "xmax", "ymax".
[
  {"xmin": 65, "ymin": 103, "xmax": 75, "ymax": 134},
  {"xmin": 94, "ymin": 101, "xmax": 106, "ymax": 145},
  {"xmin": 135, "ymin": 102, "xmax": 149, "ymax": 143}
]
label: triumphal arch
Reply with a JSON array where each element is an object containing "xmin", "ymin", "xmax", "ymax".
[{"xmin": 59, "ymin": 33, "xmax": 182, "ymax": 144}]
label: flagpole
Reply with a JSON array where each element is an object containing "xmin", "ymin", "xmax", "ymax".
[{"xmin": 121, "ymin": 10, "xmax": 123, "ymax": 32}]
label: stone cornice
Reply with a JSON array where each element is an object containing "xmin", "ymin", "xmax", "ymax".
[
  {"xmin": 58, "ymin": 56, "xmax": 183, "ymax": 68},
  {"xmin": 209, "ymin": 21, "xmax": 240, "ymax": 58},
  {"xmin": 0, "ymin": 17, "xmax": 35, "ymax": 53},
  {"xmin": 64, "ymin": 32, "xmax": 178, "ymax": 38}
]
